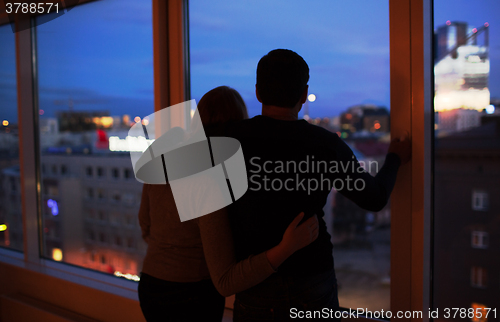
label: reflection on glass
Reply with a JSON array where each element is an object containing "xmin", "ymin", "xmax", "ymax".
[
  {"xmin": 36, "ymin": 0, "xmax": 153, "ymax": 279},
  {"xmin": 0, "ymin": 25, "xmax": 23, "ymax": 252},
  {"xmin": 190, "ymin": 0, "xmax": 391, "ymax": 311},
  {"xmin": 434, "ymin": 1, "xmax": 500, "ymax": 320}
]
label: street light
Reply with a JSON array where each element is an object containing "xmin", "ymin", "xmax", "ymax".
[{"xmin": 0, "ymin": 223, "xmax": 9, "ymax": 246}]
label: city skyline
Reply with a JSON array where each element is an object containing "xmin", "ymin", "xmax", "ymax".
[{"xmin": 1, "ymin": 0, "xmax": 500, "ymax": 124}]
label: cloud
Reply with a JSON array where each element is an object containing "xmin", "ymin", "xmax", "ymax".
[
  {"xmin": 333, "ymin": 43, "xmax": 389, "ymax": 56},
  {"xmin": 38, "ymin": 86, "xmax": 98, "ymax": 97},
  {"xmin": 95, "ymin": 0, "xmax": 152, "ymax": 25},
  {"xmin": 37, "ymin": 91, "xmax": 153, "ymax": 118},
  {"xmin": 0, "ymin": 81, "xmax": 16, "ymax": 90},
  {"xmin": 136, "ymin": 88, "xmax": 154, "ymax": 96},
  {"xmin": 189, "ymin": 12, "xmax": 229, "ymax": 31},
  {"xmin": 192, "ymin": 58, "xmax": 256, "ymax": 77},
  {"xmin": 190, "ymin": 48, "xmax": 240, "ymax": 65}
]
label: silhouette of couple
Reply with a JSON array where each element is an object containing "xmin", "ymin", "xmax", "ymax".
[{"xmin": 137, "ymin": 49, "xmax": 411, "ymax": 321}]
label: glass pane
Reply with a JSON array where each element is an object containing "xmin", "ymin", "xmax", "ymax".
[
  {"xmin": 36, "ymin": 0, "xmax": 153, "ymax": 279},
  {"xmin": 190, "ymin": 0, "xmax": 391, "ymax": 312},
  {"xmin": 0, "ymin": 24, "xmax": 23, "ymax": 252},
  {"xmin": 433, "ymin": 0, "xmax": 500, "ymax": 319}
]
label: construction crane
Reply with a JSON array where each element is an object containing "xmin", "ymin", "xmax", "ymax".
[{"xmin": 436, "ymin": 22, "xmax": 489, "ymax": 63}]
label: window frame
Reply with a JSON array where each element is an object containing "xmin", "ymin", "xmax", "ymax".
[
  {"xmin": 388, "ymin": 0, "xmax": 433, "ymax": 320},
  {"xmin": 472, "ymin": 190, "xmax": 489, "ymax": 211},
  {"xmin": 0, "ymin": 0, "xmax": 433, "ymax": 321},
  {"xmin": 471, "ymin": 231, "xmax": 489, "ymax": 249},
  {"xmin": 470, "ymin": 266, "xmax": 488, "ymax": 288}
]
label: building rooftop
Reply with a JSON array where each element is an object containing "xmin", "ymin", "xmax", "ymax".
[{"xmin": 436, "ymin": 117, "xmax": 500, "ymax": 151}]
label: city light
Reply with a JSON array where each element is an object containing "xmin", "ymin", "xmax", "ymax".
[
  {"xmin": 467, "ymin": 55, "xmax": 480, "ymax": 63},
  {"xmin": 47, "ymin": 199, "xmax": 59, "ymax": 216},
  {"xmin": 134, "ymin": 116, "xmax": 141, "ymax": 123},
  {"xmin": 446, "ymin": 20, "xmax": 451, "ymax": 26},
  {"xmin": 2, "ymin": 120, "xmax": 8, "ymax": 126},
  {"xmin": 52, "ymin": 248, "xmax": 63, "ymax": 261},
  {"xmin": 485, "ymin": 104, "xmax": 495, "ymax": 114},
  {"xmin": 0, "ymin": 224, "xmax": 7, "ymax": 231},
  {"xmin": 142, "ymin": 118, "xmax": 149, "ymax": 126},
  {"xmin": 471, "ymin": 303, "xmax": 488, "ymax": 322},
  {"xmin": 39, "ymin": 109, "xmax": 44, "ymax": 115},
  {"xmin": 109, "ymin": 136, "xmax": 155, "ymax": 152},
  {"xmin": 92, "ymin": 116, "xmax": 114, "ymax": 128},
  {"xmin": 434, "ymin": 44, "xmax": 490, "ymax": 111},
  {"xmin": 114, "ymin": 271, "xmax": 140, "ymax": 281},
  {"xmin": 307, "ymin": 94, "xmax": 316, "ymax": 102}
]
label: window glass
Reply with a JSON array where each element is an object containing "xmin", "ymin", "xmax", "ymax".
[
  {"xmin": 471, "ymin": 231, "xmax": 489, "ymax": 249},
  {"xmin": 433, "ymin": 0, "xmax": 500, "ymax": 316},
  {"xmin": 36, "ymin": 0, "xmax": 153, "ymax": 279},
  {"xmin": 190, "ymin": 0, "xmax": 391, "ymax": 311},
  {"xmin": 0, "ymin": 24, "xmax": 23, "ymax": 252}
]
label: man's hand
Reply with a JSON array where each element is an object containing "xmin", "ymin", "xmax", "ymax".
[{"xmin": 388, "ymin": 134, "xmax": 411, "ymax": 165}]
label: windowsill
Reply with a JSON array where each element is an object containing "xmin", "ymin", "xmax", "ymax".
[{"xmin": 0, "ymin": 247, "xmax": 139, "ymax": 301}]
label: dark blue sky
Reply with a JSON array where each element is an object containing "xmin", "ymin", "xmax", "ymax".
[
  {"xmin": 1, "ymin": 0, "xmax": 499, "ymax": 123},
  {"xmin": 0, "ymin": 25, "xmax": 17, "ymax": 122},
  {"xmin": 189, "ymin": 0, "xmax": 390, "ymax": 118}
]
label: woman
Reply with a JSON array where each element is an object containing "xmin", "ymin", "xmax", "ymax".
[{"xmin": 137, "ymin": 86, "xmax": 319, "ymax": 322}]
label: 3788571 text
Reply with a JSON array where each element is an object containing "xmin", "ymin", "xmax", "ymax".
[
  {"xmin": 436, "ymin": 307, "xmax": 497, "ymax": 319},
  {"xmin": 4, "ymin": 2, "xmax": 59, "ymax": 14}
]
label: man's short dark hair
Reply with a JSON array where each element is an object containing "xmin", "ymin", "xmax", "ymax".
[{"xmin": 256, "ymin": 49, "xmax": 309, "ymax": 108}]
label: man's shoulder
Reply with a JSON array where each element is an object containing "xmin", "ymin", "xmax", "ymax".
[
  {"xmin": 227, "ymin": 116, "xmax": 340, "ymax": 142},
  {"xmin": 289, "ymin": 120, "xmax": 342, "ymax": 150},
  {"xmin": 302, "ymin": 121, "xmax": 340, "ymax": 140}
]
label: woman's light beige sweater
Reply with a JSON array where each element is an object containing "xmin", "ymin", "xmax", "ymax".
[{"xmin": 138, "ymin": 183, "xmax": 275, "ymax": 297}]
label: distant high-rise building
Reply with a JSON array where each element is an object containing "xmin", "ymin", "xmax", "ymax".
[
  {"xmin": 37, "ymin": 152, "xmax": 146, "ymax": 276},
  {"xmin": 436, "ymin": 21, "xmax": 468, "ymax": 61},
  {"xmin": 0, "ymin": 127, "xmax": 148, "ymax": 277},
  {"xmin": 434, "ymin": 116, "xmax": 500, "ymax": 313},
  {"xmin": 0, "ymin": 166, "xmax": 23, "ymax": 250},
  {"xmin": 434, "ymin": 21, "xmax": 490, "ymax": 112}
]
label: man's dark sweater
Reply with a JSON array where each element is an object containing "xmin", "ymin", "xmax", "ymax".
[{"xmin": 219, "ymin": 115, "xmax": 401, "ymax": 277}]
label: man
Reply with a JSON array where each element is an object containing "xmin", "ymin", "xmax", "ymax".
[{"xmin": 226, "ymin": 49, "xmax": 411, "ymax": 321}]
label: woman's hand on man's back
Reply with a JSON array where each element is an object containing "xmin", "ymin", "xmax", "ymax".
[
  {"xmin": 281, "ymin": 212, "xmax": 319, "ymax": 254},
  {"xmin": 265, "ymin": 212, "xmax": 319, "ymax": 271}
]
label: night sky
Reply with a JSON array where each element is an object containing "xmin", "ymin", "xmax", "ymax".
[{"xmin": 0, "ymin": 0, "xmax": 499, "ymax": 123}]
